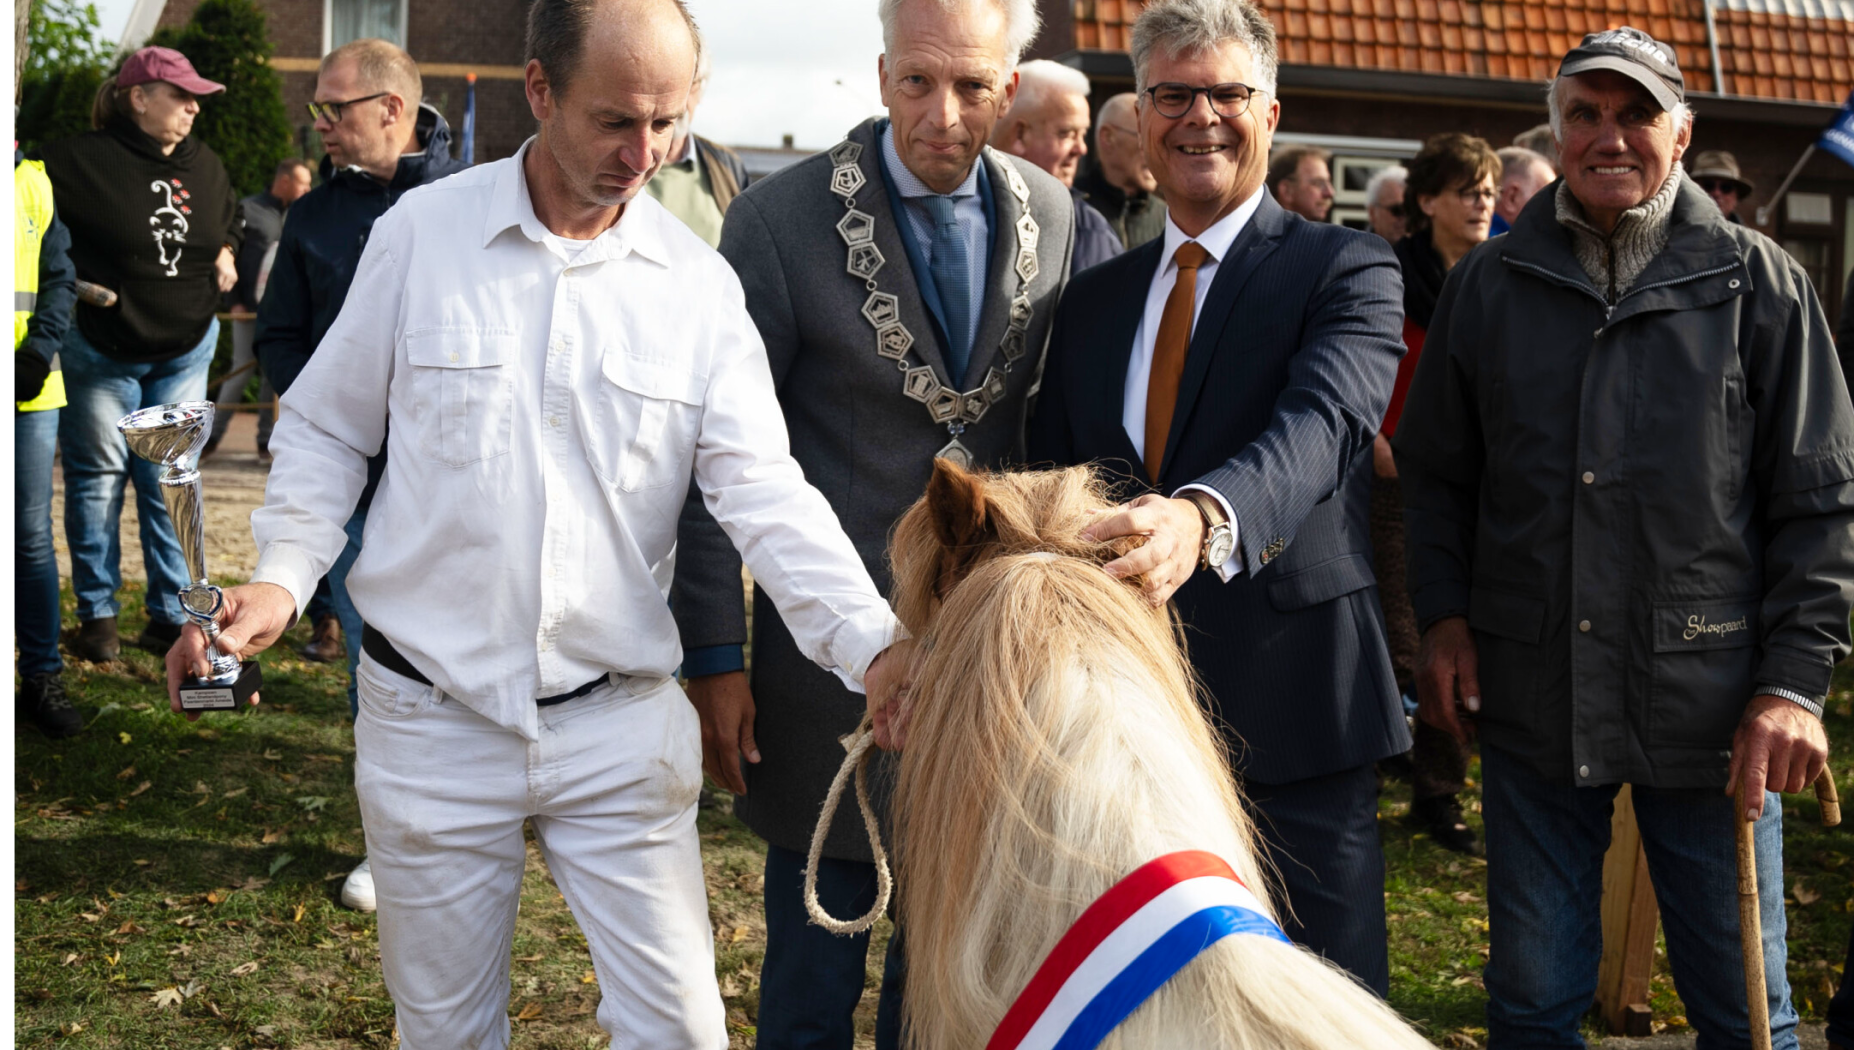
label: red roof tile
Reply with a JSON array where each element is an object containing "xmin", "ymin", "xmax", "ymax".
[{"xmin": 1057, "ymin": 0, "xmax": 1851, "ymax": 106}]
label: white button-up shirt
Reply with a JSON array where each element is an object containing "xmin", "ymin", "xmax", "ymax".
[
  {"xmin": 1121, "ymin": 187, "xmax": 1266, "ymax": 581},
  {"xmin": 251, "ymin": 142, "xmax": 899, "ymax": 740}
]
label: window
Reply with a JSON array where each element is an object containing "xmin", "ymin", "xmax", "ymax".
[
  {"xmin": 1782, "ymin": 237, "xmax": 1833, "ymax": 308},
  {"xmin": 1271, "ymin": 134, "xmax": 1421, "ymax": 233},
  {"xmin": 325, "ymin": 0, "xmax": 406, "ymax": 52}
]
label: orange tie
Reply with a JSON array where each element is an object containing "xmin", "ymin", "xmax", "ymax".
[{"xmin": 1145, "ymin": 241, "xmax": 1212, "ymax": 482}]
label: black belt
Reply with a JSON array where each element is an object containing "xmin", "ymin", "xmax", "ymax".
[{"xmin": 360, "ymin": 626, "xmax": 609, "ymax": 707}]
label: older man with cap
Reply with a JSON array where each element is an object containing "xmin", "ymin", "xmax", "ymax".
[
  {"xmin": 1690, "ymin": 148, "xmax": 1754, "ymax": 224},
  {"xmin": 992, "ymin": 58, "xmax": 1122, "ymax": 271},
  {"xmin": 1396, "ymin": 27, "xmax": 1854, "ymax": 1046}
]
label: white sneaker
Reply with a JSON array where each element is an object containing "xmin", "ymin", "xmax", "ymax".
[{"xmin": 340, "ymin": 857, "xmax": 377, "ymax": 912}]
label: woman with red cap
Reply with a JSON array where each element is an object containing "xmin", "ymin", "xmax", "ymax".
[{"xmin": 35, "ymin": 46, "xmax": 244, "ymax": 665}]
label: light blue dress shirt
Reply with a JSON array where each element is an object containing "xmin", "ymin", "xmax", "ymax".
[{"xmin": 880, "ymin": 124, "xmax": 988, "ymax": 359}]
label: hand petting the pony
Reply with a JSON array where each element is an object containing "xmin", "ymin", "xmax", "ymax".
[{"xmin": 1081, "ymin": 493, "xmax": 1206, "ymax": 606}]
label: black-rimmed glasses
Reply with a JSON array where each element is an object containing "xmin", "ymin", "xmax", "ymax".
[
  {"xmin": 1143, "ymin": 82, "xmax": 1265, "ymax": 120},
  {"xmin": 306, "ymin": 92, "xmax": 389, "ymax": 125}
]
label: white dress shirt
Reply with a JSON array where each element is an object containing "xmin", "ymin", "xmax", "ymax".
[
  {"xmin": 1122, "ymin": 188, "xmax": 1266, "ymax": 581},
  {"xmin": 251, "ymin": 142, "xmax": 900, "ymax": 740}
]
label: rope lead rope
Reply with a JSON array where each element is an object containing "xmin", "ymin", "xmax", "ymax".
[{"xmin": 802, "ymin": 723, "xmax": 892, "ymax": 935}]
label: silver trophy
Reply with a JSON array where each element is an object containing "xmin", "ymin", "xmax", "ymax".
[{"xmin": 117, "ymin": 401, "xmax": 262, "ymax": 711}]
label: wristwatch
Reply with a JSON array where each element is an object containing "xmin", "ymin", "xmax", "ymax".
[
  {"xmin": 1180, "ymin": 490, "xmax": 1235, "ymax": 572},
  {"xmin": 1759, "ymin": 685, "xmax": 1825, "ymax": 719}
]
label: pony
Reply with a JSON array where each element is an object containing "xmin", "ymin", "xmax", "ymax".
[{"xmin": 870, "ymin": 458, "xmax": 1432, "ymax": 1050}]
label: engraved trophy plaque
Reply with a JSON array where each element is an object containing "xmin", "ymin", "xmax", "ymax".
[{"xmin": 118, "ymin": 401, "xmax": 262, "ymax": 711}]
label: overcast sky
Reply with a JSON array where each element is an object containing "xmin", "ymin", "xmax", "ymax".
[{"xmin": 88, "ymin": 0, "xmax": 891, "ymax": 150}]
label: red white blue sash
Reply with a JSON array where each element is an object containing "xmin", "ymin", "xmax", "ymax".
[{"xmin": 986, "ymin": 851, "xmax": 1288, "ymax": 1050}]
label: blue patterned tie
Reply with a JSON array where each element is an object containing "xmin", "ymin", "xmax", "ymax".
[{"xmin": 920, "ymin": 194, "xmax": 973, "ymax": 387}]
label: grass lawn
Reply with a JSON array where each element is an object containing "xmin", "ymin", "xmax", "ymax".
[{"xmin": 14, "ymin": 586, "xmax": 1853, "ymax": 1047}]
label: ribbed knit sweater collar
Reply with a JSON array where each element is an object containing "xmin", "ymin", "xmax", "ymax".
[{"xmin": 1554, "ymin": 165, "xmax": 1683, "ymax": 304}]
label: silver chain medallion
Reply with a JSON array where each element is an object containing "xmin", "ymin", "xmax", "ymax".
[{"xmin": 829, "ymin": 139, "xmax": 1037, "ymax": 466}]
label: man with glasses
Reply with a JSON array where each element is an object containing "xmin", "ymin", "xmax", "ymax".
[
  {"xmin": 1364, "ymin": 163, "xmax": 1407, "ymax": 243},
  {"xmin": 1689, "ymin": 149, "xmax": 1753, "ymax": 224},
  {"xmin": 1076, "ymin": 91, "xmax": 1168, "ymax": 248},
  {"xmin": 254, "ymin": 35, "xmax": 467, "ymax": 915},
  {"xmin": 1267, "ymin": 144, "xmax": 1333, "ymax": 222},
  {"xmin": 1030, "ymin": 0, "xmax": 1406, "ymax": 995}
]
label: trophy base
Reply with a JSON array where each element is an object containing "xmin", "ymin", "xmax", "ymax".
[{"xmin": 179, "ymin": 661, "xmax": 262, "ymax": 712}]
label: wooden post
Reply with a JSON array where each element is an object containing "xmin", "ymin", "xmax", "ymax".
[{"xmin": 1595, "ymin": 785, "xmax": 1660, "ymax": 1035}]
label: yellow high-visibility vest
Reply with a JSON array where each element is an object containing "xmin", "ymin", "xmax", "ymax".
[{"xmin": 16, "ymin": 158, "xmax": 67, "ymax": 413}]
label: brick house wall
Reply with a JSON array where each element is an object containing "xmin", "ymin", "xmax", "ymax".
[{"xmin": 156, "ymin": 0, "xmax": 533, "ymax": 167}]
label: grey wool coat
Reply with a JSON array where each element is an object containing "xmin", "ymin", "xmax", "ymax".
[{"xmin": 673, "ymin": 117, "xmax": 1076, "ymax": 860}]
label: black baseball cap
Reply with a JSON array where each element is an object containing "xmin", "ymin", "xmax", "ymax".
[{"xmin": 1557, "ymin": 27, "xmax": 1685, "ymax": 112}]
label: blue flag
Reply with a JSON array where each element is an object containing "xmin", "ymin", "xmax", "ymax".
[
  {"xmin": 1820, "ymin": 90, "xmax": 1854, "ymax": 169},
  {"xmin": 462, "ymin": 73, "xmax": 478, "ymax": 166}
]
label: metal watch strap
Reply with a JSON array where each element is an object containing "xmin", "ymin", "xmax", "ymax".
[{"xmin": 1759, "ymin": 685, "xmax": 1825, "ymax": 719}]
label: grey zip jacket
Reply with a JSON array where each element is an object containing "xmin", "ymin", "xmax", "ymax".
[{"xmin": 1395, "ymin": 176, "xmax": 1854, "ymax": 788}]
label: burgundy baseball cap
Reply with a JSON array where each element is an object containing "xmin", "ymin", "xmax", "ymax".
[{"xmin": 117, "ymin": 46, "xmax": 225, "ymax": 96}]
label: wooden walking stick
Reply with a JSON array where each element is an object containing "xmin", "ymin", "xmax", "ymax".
[{"xmin": 1737, "ymin": 768, "xmax": 1841, "ymax": 1050}]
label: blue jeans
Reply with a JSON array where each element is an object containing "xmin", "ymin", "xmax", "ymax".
[
  {"xmin": 757, "ymin": 843, "xmax": 903, "ymax": 1049},
  {"xmin": 1481, "ymin": 744, "xmax": 1797, "ymax": 1049},
  {"xmin": 58, "ymin": 320, "xmax": 218, "ymax": 625},
  {"xmin": 329, "ymin": 507, "xmax": 366, "ymax": 719},
  {"xmin": 16, "ymin": 407, "xmax": 64, "ymax": 678}
]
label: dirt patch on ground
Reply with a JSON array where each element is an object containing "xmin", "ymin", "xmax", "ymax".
[{"xmin": 52, "ymin": 411, "xmax": 273, "ymax": 591}]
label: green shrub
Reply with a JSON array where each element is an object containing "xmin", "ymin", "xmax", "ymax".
[{"xmin": 16, "ymin": 0, "xmax": 113, "ymax": 151}]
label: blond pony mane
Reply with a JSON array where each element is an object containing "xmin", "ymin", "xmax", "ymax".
[{"xmin": 882, "ymin": 460, "xmax": 1431, "ymax": 1050}]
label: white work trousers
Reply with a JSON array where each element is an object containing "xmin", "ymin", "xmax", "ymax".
[{"xmin": 353, "ymin": 654, "xmax": 727, "ymax": 1049}]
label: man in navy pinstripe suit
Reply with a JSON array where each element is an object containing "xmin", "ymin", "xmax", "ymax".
[{"xmin": 1027, "ymin": 0, "xmax": 1408, "ymax": 993}]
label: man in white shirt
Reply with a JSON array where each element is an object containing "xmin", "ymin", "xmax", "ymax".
[
  {"xmin": 165, "ymin": 1, "xmax": 905, "ymax": 1045},
  {"xmin": 1028, "ymin": 0, "xmax": 1407, "ymax": 994}
]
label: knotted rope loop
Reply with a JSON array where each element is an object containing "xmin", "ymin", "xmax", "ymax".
[{"xmin": 802, "ymin": 720, "xmax": 892, "ymax": 935}]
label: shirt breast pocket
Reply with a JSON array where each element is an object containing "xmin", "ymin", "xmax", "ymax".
[
  {"xmin": 405, "ymin": 327, "xmax": 517, "ymax": 468},
  {"xmin": 582, "ymin": 349, "xmax": 704, "ymax": 492}
]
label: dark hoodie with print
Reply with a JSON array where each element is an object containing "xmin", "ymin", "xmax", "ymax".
[
  {"xmin": 256, "ymin": 103, "xmax": 466, "ymax": 397},
  {"xmin": 35, "ymin": 116, "xmax": 241, "ymax": 362}
]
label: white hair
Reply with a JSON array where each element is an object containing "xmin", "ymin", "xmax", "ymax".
[
  {"xmin": 1365, "ymin": 164, "xmax": 1408, "ymax": 207},
  {"xmin": 878, "ymin": 0, "xmax": 1042, "ymax": 66},
  {"xmin": 1094, "ymin": 90, "xmax": 1138, "ymax": 139},
  {"xmin": 1545, "ymin": 76, "xmax": 1692, "ymax": 140},
  {"xmin": 1130, "ymin": 0, "xmax": 1279, "ymax": 96},
  {"xmin": 1496, "ymin": 144, "xmax": 1552, "ymax": 184},
  {"xmin": 1004, "ymin": 58, "xmax": 1091, "ymax": 122}
]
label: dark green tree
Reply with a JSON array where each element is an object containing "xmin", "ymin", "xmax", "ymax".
[
  {"xmin": 15, "ymin": 0, "xmax": 112, "ymax": 151},
  {"xmin": 147, "ymin": 0, "xmax": 292, "ymax": 196}
]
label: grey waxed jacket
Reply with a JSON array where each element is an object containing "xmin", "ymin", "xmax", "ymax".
[{"xmin": 1395, "ymin": 176, "xmax": 1854, "ymax": 788}]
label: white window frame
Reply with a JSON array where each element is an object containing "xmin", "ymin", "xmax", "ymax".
[
  {"xmin": 1272, "ymin": 132, "xmax": 1423, "ymax": 210},
  {"xmin": 322, "ymin": 0, "xmax": 409, "ymax": 54}
]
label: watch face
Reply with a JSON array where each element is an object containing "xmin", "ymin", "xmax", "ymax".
[{"xmin": 1206, "ymin": 526, "xmax": 1235, "ymax": 567}]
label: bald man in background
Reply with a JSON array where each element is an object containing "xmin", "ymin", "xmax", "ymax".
[
  {"xmin": 992, "ymin": 58, "xmax": 1120, "ymax": 271},
  {"xmin": 1490, "ymin": 145, "xmax": 1553, "ymax": 236},
  {"xmin": 1075, "ymin": 91, "xmax": 1166, "ymax": 249}
]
